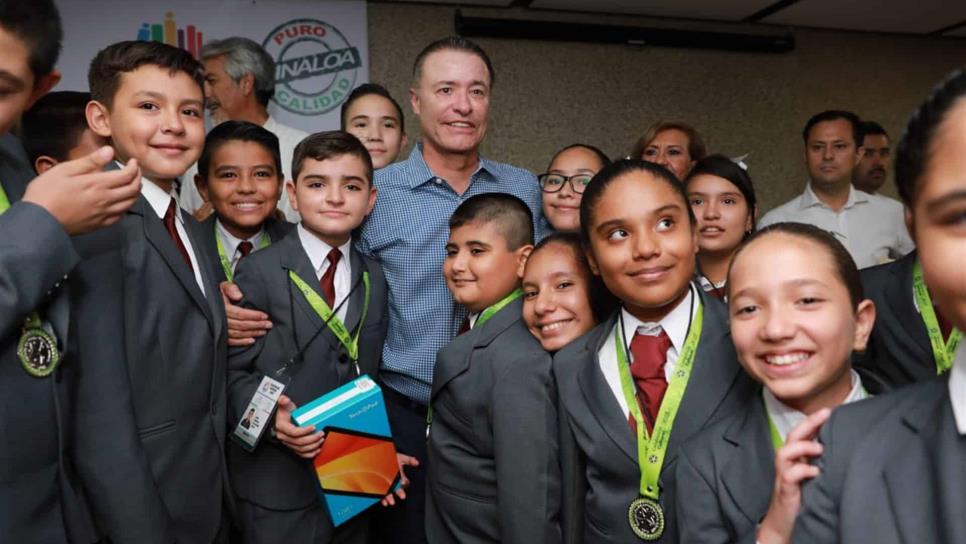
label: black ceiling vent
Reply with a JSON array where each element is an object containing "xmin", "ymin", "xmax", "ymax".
[{"xmin": 455, "ymin": 10, "xmax": 795, "ymax": 54}]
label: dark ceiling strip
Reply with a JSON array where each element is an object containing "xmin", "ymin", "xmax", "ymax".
[
  {"xmin": 509, "ymin": 0, "xmax": 534, "ymax": 7},
  {"xmin": 929, "ymin": 18, "xmax": 966, "ymax": 36},
  {"xmin": 743, "ymin": 0, "xmax": 802, "ymax": 23},
  {"xmin": 454, "ymin": 11, "xmax": 795, "ymax": 53}
]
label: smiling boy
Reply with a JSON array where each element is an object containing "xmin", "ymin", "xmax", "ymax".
[{"xmin": 72, "ymin": 41, "xmax": 230, "ymax": 543}]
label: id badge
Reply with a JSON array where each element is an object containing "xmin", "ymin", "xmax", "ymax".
[{"xmin": 232, "ymin": 374, "xmax": 289, "ymax": 451}]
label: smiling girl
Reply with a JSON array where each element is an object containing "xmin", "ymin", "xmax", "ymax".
[{"xmin": 674, "ymin": 222, "xmax": 875, "ymax": 543}]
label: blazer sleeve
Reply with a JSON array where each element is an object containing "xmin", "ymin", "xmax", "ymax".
[
  {"xmin": 558, "ymin": 390, "xmax": 586, "ymax": 544},
  {"xmin": 226, "ymin": 259, "xmax": 272, "ymax": 427},
  {"xmin": 675, "ymin": 446, "xmax": 756, "ymax": 544},
  {"xmin": 0, "ymin": 202, "xmax": 77, "ymax": 339},
  {"xmin": 492, "ymin": 348, "xmax": 562, "ymax": 544},
  {"xmin": 70, "ymin": 232, "xmax": 176, "ymax": 543}
]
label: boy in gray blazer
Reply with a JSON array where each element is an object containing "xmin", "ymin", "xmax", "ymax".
[
  {"xmin": 191, "ymin": 120, "xmax": 294, "ymax": 284},
  {"xmin": 427, "ymin": 193, "xmax": 561, "ymax": 544},
  {"xmin": 227, "ymin": 131, "xmax": 391, "ymax": 543}
]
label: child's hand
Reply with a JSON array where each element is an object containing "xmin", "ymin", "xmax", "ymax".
[
  {"xmin": 757, "ymin": 408, "xmax": 831, "ymax": 544},
  {"xmin": 192, "ymin": 201, "xmax": 214, "ymax": 222},
  {"xmin": 381, "ymin": 453, "xmax": 420, "ymax": 507},
  {"xmin": 221, "ymin": 281, "xmax": 272, "ymax": 347},
  {"xmin": 23, "ymin": 146, "xmax": 141, "ymax": 234},
  {"xmin": 274, "ymin": 395, "xmax": 324, "ymax": 458}
]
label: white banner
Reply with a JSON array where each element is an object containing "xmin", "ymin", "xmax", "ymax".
[{"xmin": 55, "ymin": 0, "xmax": 368, "ymax": 133}]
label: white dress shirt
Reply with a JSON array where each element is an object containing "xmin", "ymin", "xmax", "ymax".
[
  {"xmin": 598, "ymin": 287, "xmax": 698, "ymax": 417},
  {"xmin": 763, "ymin": 369, "xmax": 867, "ymax": 442},
  {"xmin": 758, "ymin": 183, "xmax": 914, "ymax": 269},
  {"xmin": 297, "ymin": 223, "xmax": 352, "ymax": 323},
  {"xmin": 949, "ymin": 343, "xmax": 966, "ymax": 435},
  {"xmin": 180, "ymin": 115, "xmax": 309, "ymax": 222},
  {"xmin": 214, "ymin": 218, "xmax": 266, "ymax": 275},
  {"xmin": 140, "ymin": 177, "xmax": 205, "ymax": 295}
]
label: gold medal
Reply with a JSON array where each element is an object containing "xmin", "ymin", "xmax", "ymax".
[
  {"xmin": 18, "ymin": 326, "xmax": 60, "ymax": 378},
  {"xmin": 628, "ymin": 496, "xmax": 665, "ymax": 540}
]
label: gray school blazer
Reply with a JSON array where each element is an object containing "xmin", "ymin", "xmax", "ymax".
[
  {"xmin": 794, "ymin": 376, "xmax": 966, "ymax": 543},
  {"xmin": 426, "ymin": 296, "xmax": 561, "ymax": 544},
  {"xmin": 552, "ymin": 289, "xmax": 757, "ymax": 544}
]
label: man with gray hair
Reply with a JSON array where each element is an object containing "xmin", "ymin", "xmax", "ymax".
[{"xmin": 180, "ymin": 36, "xmax": 308, "ymax": 221}]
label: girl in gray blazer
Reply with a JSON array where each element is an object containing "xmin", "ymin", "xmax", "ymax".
[
  {"xmin": 674, "ymin": 222, "xmax": 876, "ymax": 543},
  {"xmin": 553, "ymin": 160, "xmax": 756, "ymax": 543}
]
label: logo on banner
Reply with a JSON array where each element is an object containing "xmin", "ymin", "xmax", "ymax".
[
  {"xmin": 263, "ymin": 18, "xmax": 362, "ymax": 116},
  {"xmin": 136, "ymin": 12, "xmax": 204, "ymax": 58}
]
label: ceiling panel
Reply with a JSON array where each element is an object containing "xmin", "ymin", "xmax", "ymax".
[
  {"xmin": 529, "ymin": 0, "xmax": 775, "ymax": 21},
  {"xmin": 762, "ymin": 0, "xmax": 966, "ymax": 34}
]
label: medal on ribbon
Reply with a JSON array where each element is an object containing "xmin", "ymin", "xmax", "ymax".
[
  {"xmin": 615, "ymin": 290, "xmax": 703, "ymax": 540},
  {"xmin": 18, "ymin": 313, "xmax": 60, "ymax": 378}
]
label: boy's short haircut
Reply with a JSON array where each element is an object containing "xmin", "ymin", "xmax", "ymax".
[
  {"xmin": 340, "ymin": 83, "xmax": 405, "ymax": 130},
  {"xmin": 197, "ymin": 120, "xmax": 283, "ymax": 181},
  {"xmin": 0, "ymin": 0, "xmax": 62, "ymax": 80},
  {"xmin": 22, "ymin": 91, "xmax": 91, "ymax": 164},
  {"xmin": 88, "ymin": 40, "xmax": 205, "ymax": 108},
  {"xmin": 291, "ymin": 130, "xmax": 374, "ymax": 183},
  {"xmin": 449, "ymin": 193, "xmax": 534, "ymax": 250}
]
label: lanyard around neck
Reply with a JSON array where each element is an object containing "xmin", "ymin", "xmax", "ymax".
[
  {"xmin": 0, "ymin": 182, "xmax": 9, "ymax": 213},
  {"xmin": 912, "ymin": 260, "xmax": 962, "ymax": 374},
  {"xmin": 614, "ymin": 295, "xmax": 704, "ymax": 502},
  {"xmin": 474, "ymin": 288, "xmax": 523, "ymax": 330},
  {"xmin": 215, "ymin": 224, "xmax": 270, "ymax": 282},
  {"xmin": 288, "ymin": 270, "xmax": 370, "ymax": 361}
]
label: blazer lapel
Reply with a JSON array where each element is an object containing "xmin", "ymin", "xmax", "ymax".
[
  {"xmin": 575, "ymin": 313, "xmax": 638, "ymax": 465},
  {"xmin": 664, "ymin": 291, "xmax": 744, "ymax": 467},
  {"xmin": 342, "ymin": 250, "xmax": 367, "ymax": 334},
  {"xmin": 138, "ymin": 196, "xmax": 213, "ymax": 327},
  {"xmin": 719, "ymin": 393, "xmax": 775, "ymax": 525},
  {"xmin": 883, "ymin": 384, "xmax": 948, "ymax": 543},
  {"xmin": 0, "ymin": 134, "xmax": 30, "ymax": 201},
  {"xmin": 279, "ymin": 233, "xmax": 328, "ymax": 342}
]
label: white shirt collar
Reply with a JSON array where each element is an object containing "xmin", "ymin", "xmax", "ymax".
[
  {"xmin": 296, "ymin": 223, "xmax": 351, "ymax": 275},
  {"xmin": 619, "ymin": 286, "xmax": 695, "ymax": 355},
  {"xmin": 140, "ymin": 175, "xmax": 179, "ymax": 221},
  {"xmin": 949, "ymin": 342, "xmax": 966, "ymax": 435},
  {"xmin": 801, "ymin": 182, "xmax": 867, "ymax": 211},
  {"xmin": 215, "ymin": 218, "xmax": 265, "ymax": 256},
  {"xmin": 763, "ymin": 369, "xmax": 867, "ymax": 442}
]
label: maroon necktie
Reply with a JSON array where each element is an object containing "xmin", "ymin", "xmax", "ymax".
[
  {"xmin": 320, "ymin": 248, "xmax": 342, "ymax": 307},
  {"xmin": 629, "ymin": 328, "xmax": 672, "ymax": 434},
  {"xmin": 163, "ymin": 198, "xmax": 193, "ymax": 271},
  {"xmin": 237, "ymin": 241, "xmax": 254, "ymax": 260},
  {"xmin": 936, "ymin": 305, "xmax": 953, "ymax": 341},
  {"xmin": 458, "ymin": 316, "xmax": 471, "ymax": 335}
]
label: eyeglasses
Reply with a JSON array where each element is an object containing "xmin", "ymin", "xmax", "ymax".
[{"xmin": 537, "ymin": 173, "xmax": 593, "ymax": 194}]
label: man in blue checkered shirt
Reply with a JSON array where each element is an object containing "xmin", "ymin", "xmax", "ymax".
[{"xmin": 359, "ymin": 36, "xmax": 549, "ymax": 543}]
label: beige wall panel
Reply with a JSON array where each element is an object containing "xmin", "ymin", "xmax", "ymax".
[{"xmin": 367, "ymin": 3, "xmax": 966, "ymax": 210}]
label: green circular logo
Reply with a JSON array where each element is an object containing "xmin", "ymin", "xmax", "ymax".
[{"xmin": 262, "ymin": 18, "xmax": 361, "ymax": 116}]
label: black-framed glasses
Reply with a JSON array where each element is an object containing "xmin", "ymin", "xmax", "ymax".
[{"xmin": 537, "ymin": 173, "xmax": 593, "ymax": 194}]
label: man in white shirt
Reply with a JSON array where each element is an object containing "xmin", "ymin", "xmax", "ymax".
[
  {"xmin": 180, "ymin": 37, "xmax": 308, "ymax": 222},
  {"xmin": 759, "ymin": 110, "xmax": 913, "ymax": 268}
]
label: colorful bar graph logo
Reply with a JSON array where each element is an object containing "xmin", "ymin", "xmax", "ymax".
[{"xmin": 136, "ymin": 12, "xmax": 203, "ymax": 58}]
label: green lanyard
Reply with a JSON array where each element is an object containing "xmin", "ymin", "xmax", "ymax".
[
  {"xmin": 288, "ymin": 270, "xmax": 370, "ymax": 361},
  {"xmin": 215, "ymin": 225, "xmax": 271, "ymax": 282},
  {"xmin": 614, "ymin": 301, "xmax": 704, "ymax": 502},
  {"xmin": 912, "ymin": 260, "xmax": 962, "ymax": 374},
  {"xmin": 0, "ymin": 182, "xmax": 9, "ymax": 213},
  {"xmin": 474, "ymin": 288, "xmax": 523, "ymax": 330},
  {"xmin": 767, "ymin": 414, "xmax": 784, "ymax": 450}
]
